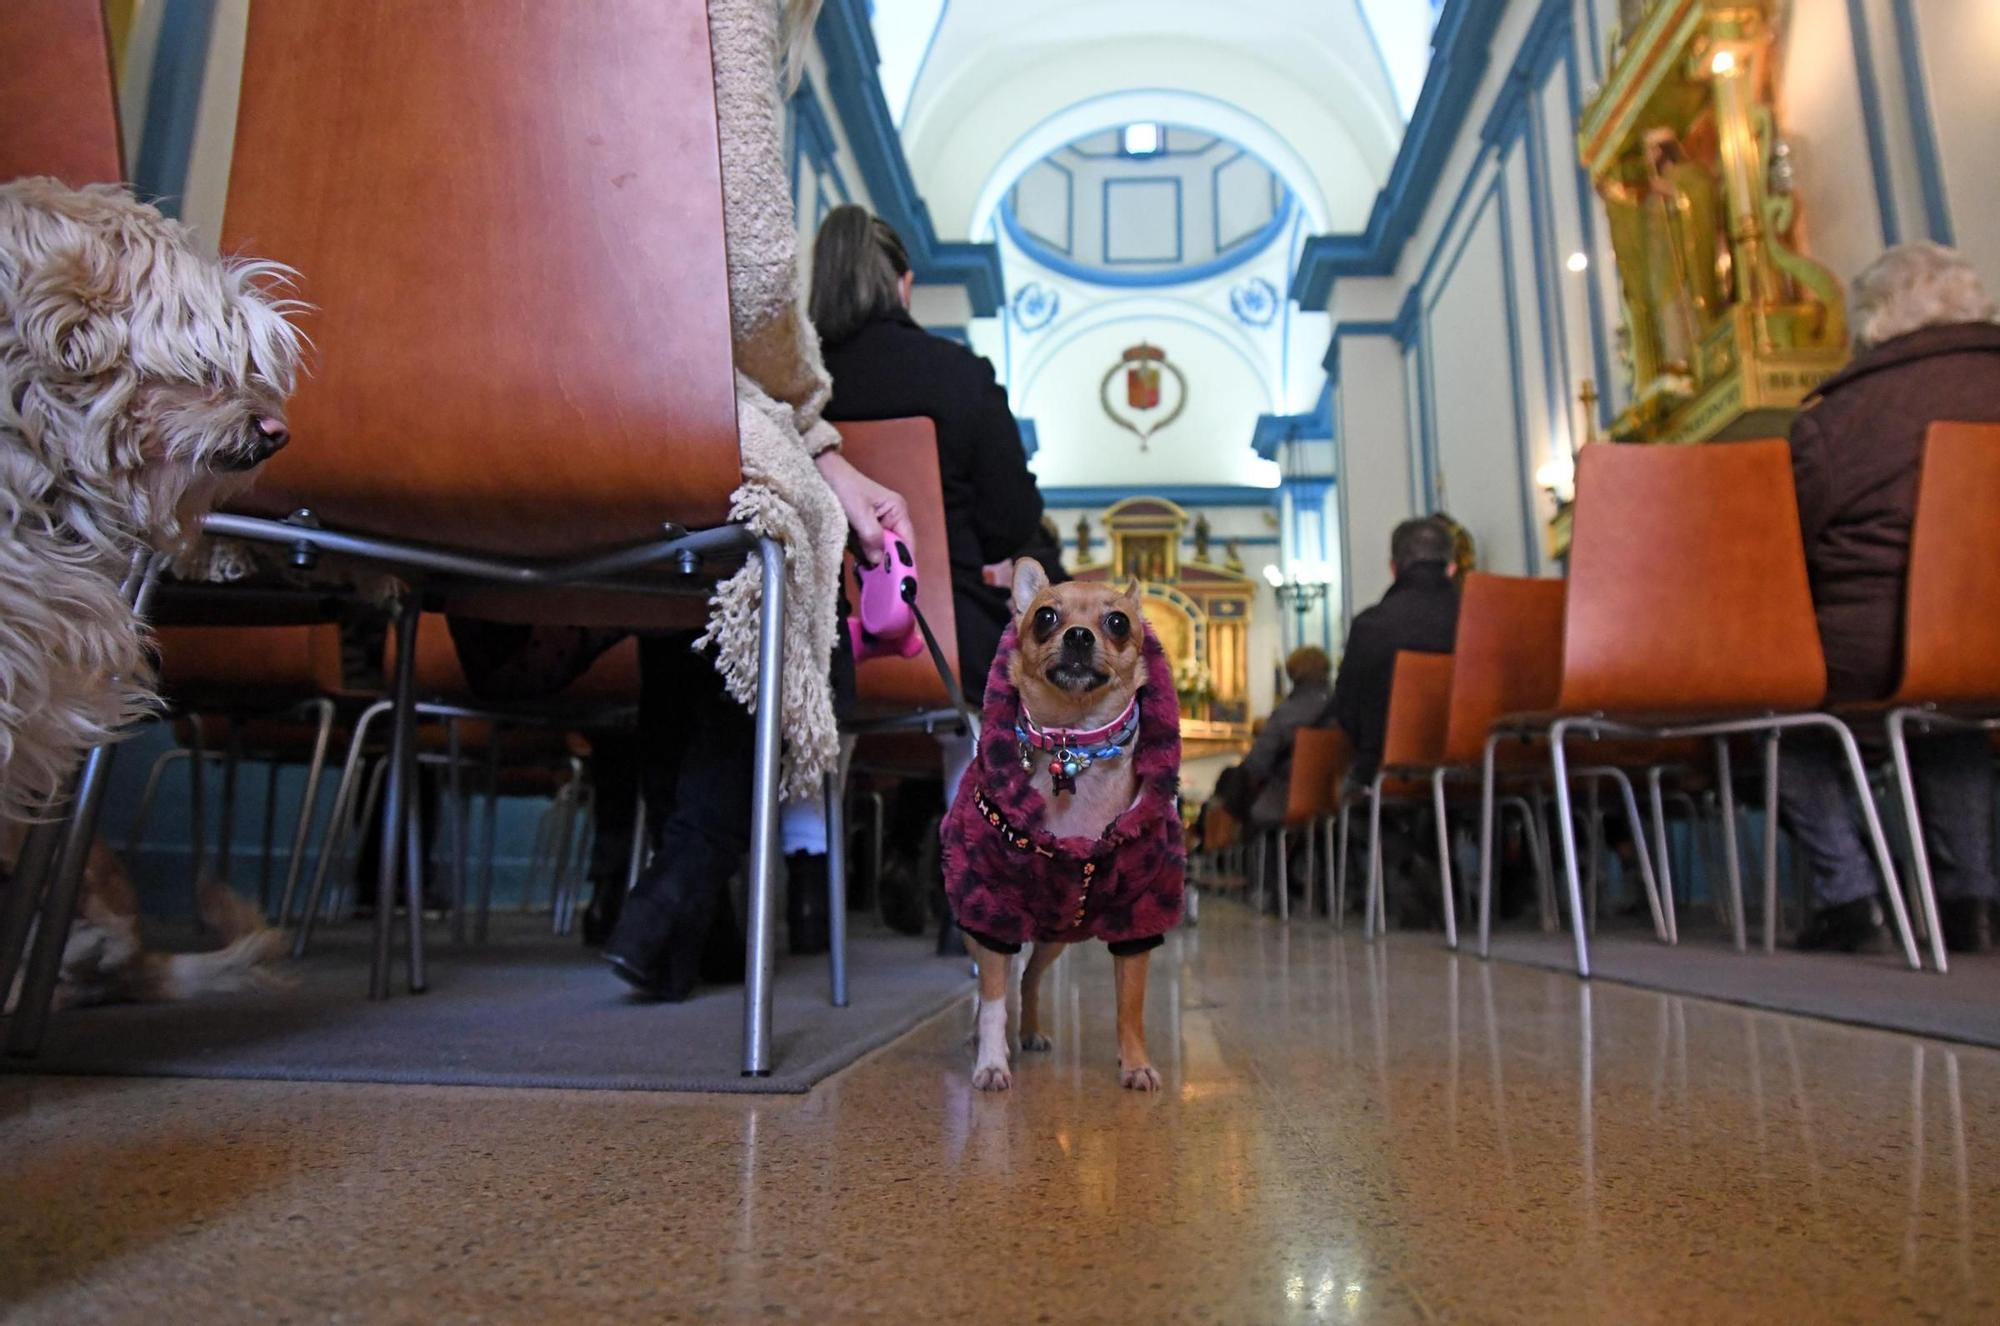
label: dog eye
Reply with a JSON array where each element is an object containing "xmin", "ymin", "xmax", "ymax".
[
  {"xmin": 1104, "ymin": 611, "xmax": 1131, "ymax": 640},
  {"xmin": 1032, "ymin": 605, "xmax": 1059, "ymax": 639}
]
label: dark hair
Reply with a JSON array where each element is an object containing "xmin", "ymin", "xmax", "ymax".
[
  {"xmin": 809, "ymin": 204, "xmax": 911, "ymax": 345},
  {"xmin": 1390, "ymin": 517, "xmax": 1452, "ymax": 573}
]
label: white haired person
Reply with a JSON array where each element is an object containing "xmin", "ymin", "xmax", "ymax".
[{"xmin": 1783, "ymin": 242, "xmax": 2000, "ymax": 953}]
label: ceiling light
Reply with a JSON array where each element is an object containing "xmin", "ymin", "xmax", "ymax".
[{"xmin": 1565, "ymin": 251, "xmax": 1589, "ymax": 273}]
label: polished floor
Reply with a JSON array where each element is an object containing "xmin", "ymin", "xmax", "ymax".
[{"xmin": 3, "ymin": 905, "xmax": 1997, "ymax": 1323}]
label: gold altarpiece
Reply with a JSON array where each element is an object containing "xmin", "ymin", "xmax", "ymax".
[
  {"xmin": 1072, "ymin": 498, "xmax": 1254, "ymax": 755},
  {"xmin": 1580, "ymin": 0, "xmax": 1846, "ymax": 445}
]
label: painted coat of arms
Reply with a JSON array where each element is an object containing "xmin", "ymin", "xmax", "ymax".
[{"xmin": 1100, "ymin": 342, "xmax": 1186, "ymax": 450}]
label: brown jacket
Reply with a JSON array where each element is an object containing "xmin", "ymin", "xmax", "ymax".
[{"xmin": 1790, "ymin": 321, "xmax": 2000, "ymax": 702}]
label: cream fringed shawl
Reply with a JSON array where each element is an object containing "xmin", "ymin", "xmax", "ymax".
[{"xmin": 697, "ymin": 0, "xmax": 847, "ymax": 799}]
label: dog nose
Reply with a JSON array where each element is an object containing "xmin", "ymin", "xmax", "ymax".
[
  {"xmin": 1062, "ymin": 626, "xmax": 1095, "ymax": 652},
  {"xmin": 255, "ymin": 417, "xmax": 290, "ymax": 454}
]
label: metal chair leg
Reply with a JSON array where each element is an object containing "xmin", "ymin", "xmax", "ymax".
[
  {"xmin": 0, "ymin": 815, "xmax": 66, "ymax": 1024},
  {"xmin": 742, "ymin": 536, "xmax": 787, "ymax": 1077},
  {"xmin": 1365, "ymin": 774, "xmax": 1387, "ymax": 941},
  {"xmin": 1584, "ymin": 775, "xmax": 1603, "ymax": 937},
  {"xmin": 1335, "ymin": 799, "xmax": 1352, "ymax": 930},
  {"xmin": 294, "ymin": 700, "xmax": 390, "ymax": 956},
  {"xmin": 1477, "ymin": 735, "xmax": 1499, "ymax": 957},
  {"xmin": 825, "ymin": 743, "xmax": 853, "ymax": 1008},
  {"xmin": 1275, "ymin": 827, "xmax": 1291, "ymax": 921},
  {"xmin": 372, "ymin": 597, "xmax": 422, "ymax": 1000},
  {"xmin": 1600, "ymin": 767, "xmax": 1667, "ymax": 943},
  {"xmin": 276, "ymin": 698, "xmax": 337, "ymax": 928},
  {"xmin": 1432, "ymin": 767, "xmax": 1458, "ymax": 950},
  {"xmin": 1762, "ymin": 730, "xmax": 1782, "ymax": 953},
  {"xmin": 1713, "ymin": 738, "xmax": 1749, "ymax": 951},
  {"xmin": 1647, "ymin": 767, "xmax": 1680, "ymax": 944},
  {"xmin": 1547, "ymin": 721, "xmax": 1593, "ymax": 979},
  {"xmin": 1818, "ymin": 716, "xmax": 1921, "ymax": 971},
  {"xmin": 477, "ymin": 734, "xmax": 500, "ymax": 942},
  {"xmin": 5, "ymin": 743, "xmax": 121, "ymax": 1055},
  {"xmin": 186, "ymin": 710, "xmax": 207, "ymax": 932},
  {"xmin": 219, "ymin": 718, "xmax": 245, "ymax": 886},
  {"xmin": 1887, "ymin": 709, "xmax": 1949, "ymax": 973}
]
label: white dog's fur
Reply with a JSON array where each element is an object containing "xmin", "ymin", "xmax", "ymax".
[{"xmin": 0, "ymin": 178, "xmax": 302, "ymax": 818}]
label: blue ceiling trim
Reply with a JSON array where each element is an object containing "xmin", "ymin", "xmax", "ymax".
[
  {"xmin": 1392, "ymin": 285, "xmax": 1423, "ymax": 347},
  {"xmin": 1288, "ymin": 0, "xmax": 1509, "ymax": 307},
  {"xmin": 1890, "ymin": 0, "xmax": 1954, "ymax": 246},
  {"xmin": 1843, "ymin": 0, "xmax": 1901, "ymax": 246},
  {"xmin": 1039, "ymin": 484, "xmax": 1281, "ymax": 508},
  {"xmin": 1017, "ymin": 418, "xmax": 1039, "ymax": 459},
  {"xmin": 1476, "ymin": 0, "xmax": 1570, "ymax": 149},
  {"xmin": 1251, "ymin": 379, "xmax": 1334, "ymax": 462},
  {"xmin": 818, "ymin": 0, "xmax": 1004, "ymax": 314},
  {"xmin": 132, "ymin": 0, "xmax": 217, "ymax": 215},
  {"xmin": 1322, "ymin": 319, "xmax": 1400, "ymax": 385},
  {"xmin": 999, "ymin": 190, "xmax": 1294, "ymax": 290},
  {"xmin": 931, "ymin": 324, "xmax": 971, "ymax": 345}
]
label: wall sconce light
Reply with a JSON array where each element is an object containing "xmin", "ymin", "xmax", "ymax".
[
  {"xmin": 1710, "ymin": 48, "xmax": 1737, "ymax": 75},
  {"xmin": 1565, "ymin": 251, "xmax": 1589, "ymax": 273},
  {"xmin": 1535, "ymin": 454, "xmax": 1576, "ymax": 504}
]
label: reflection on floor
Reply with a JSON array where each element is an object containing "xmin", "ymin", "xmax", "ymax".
[{"xmin": 3, "ymin": 904, "xmax": 1996, "ymax": 1322}]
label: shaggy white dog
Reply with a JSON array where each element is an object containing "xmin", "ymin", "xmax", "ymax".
[{"xmin": 0, "ymin": 178, "xmax": 302, "ymax": 818}]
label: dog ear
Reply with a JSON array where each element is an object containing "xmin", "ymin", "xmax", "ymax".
[
  {"xmin": 1120, "ymin": 578, "xmax": 1143, "ymax": 608},
  {"xmin": 1011, "ymin": 558, "xmax": 1050, "ymax": 616},
  {"xmin": 14, "ymin": 244, "xmax": 128, "ymax": 377}
]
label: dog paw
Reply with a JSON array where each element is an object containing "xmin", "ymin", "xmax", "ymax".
[
  {"xmin": 972, "ymin": 1062, "xmax": 1013, "ymax": 1092},
  {"xmin": 1119, "ymin": 1062, "xmax": 1162, "ymax": 1093},
  {"xmin": 1020, "ymin": 1031, "xmax": 1053, "ymax": 1052}
]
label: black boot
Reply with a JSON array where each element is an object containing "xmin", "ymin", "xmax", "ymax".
[
  {"xmin": 700, "ymin": 881, "xmax": 746, "ymax": 984},
  {"xmin": 603, "ymin": 841, "xmax": 730, "ymax": 1001},
  {"xmin": 1796, "ymin": 897, "xmax": 1887, "ymax": 953},
  {"xmin": 786, "ymin": 852, "xmax": 830, "ymax": 956},
  {"xmin": 1940, "ymin": 896, "xmax": 1993, "ymax": 954},
  {"xmin": 579, "ymin": 873, "xmax": 626, "ymax": 948}
]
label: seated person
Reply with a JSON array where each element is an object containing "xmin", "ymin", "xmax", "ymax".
[
  {"xmin": 1781, "ymin": 242, "xmax": 2000, "ymax": 954},
  {"xmin": 1238, "ymin": 647, "xmax": 1336, "ymax": 828},
  {"xmin": 1333, "ymin": 517, "xmax": 1461, "ymax": 784}
]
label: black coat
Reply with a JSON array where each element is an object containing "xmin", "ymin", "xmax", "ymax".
[
  {"xmin": 1332, "ymin": 564, "xmax": 1460, "ymax": 781},
  {"xmin": 1789, "ymin": 321, "xmax": 2000, "ymax": 702},
  {"xmin": 822, "ymin": 310, "xmax": 1051, "ymax": 698}
]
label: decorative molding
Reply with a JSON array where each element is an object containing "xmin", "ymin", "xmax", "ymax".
[
  {"xmin": 817, "ymin": 0, "xmax": 1004, "ymax": 314},
  {"xmin": 1251, "ymin": 380, "xmax": 1334, "ymax": 462},
  {"xmin": 1288, "ymin": 0, "xmax": 1510, "ymax": 307},
  {"xmin": 1010, "ymin": 155, "xmax": 1075, "ymax": 254},
  {"xmin": 132, "ymin": 0, "xmax": 218, "ymax": 216},
  {"xmin": 1228, "ymin": 276, "xmax": 1280, "ymax": 328},
  {"xmin": 931, "ymin": 324, "xmax": 971, "ymax": 345},
  {"xmin": 1009, "ymin": 281, "xmax": 1060, "ymax": 332},
  {"xmin": 1101, "ymin": 177, "xmax": 1184, "ymax": 265},
  {"xmin": 1039, "ymin": 484, "xmax": 1281, "ymax": 509},
  {"xmin": 1211, "ymin": 149, "xmax": 1281, "ymax": 251},
  {"xmin": 1017, "ymin": 418, "xmax": 1039, "ymax": 459},
  {"xmin": 1000, "ymin": 190, "xmax": 1293, "ymax": 290}
]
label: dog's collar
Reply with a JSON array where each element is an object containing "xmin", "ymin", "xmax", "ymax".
[{"xmin": 1014, "ymin": 698, "xmax": 1141, "ymax": 794}]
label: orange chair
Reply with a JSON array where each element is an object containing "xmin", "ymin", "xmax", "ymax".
[
  {"xmin": 1365, "ymin": 651, "xmax": 1454, "ymax": 941},
  {"xmin": 1881, "ymin": 422, "xmax": 2000, "ymax": 974},
  {"xmin": 1495, "ymin": 441, "xmax": 1920, "ymax": 977},
  {"xmin": 1271, "ymin": 726, "xmax": 1349, "ymax": 921}
]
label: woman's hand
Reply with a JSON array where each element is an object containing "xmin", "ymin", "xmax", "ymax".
[{"xmin": 815, "ymin": 450, "xmax": 913, "ymax": 565}]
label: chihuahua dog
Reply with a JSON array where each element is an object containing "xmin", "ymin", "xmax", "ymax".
[{"xmin": 941, "ymin": 559, "xmax": 1185, "ymax": 1092}]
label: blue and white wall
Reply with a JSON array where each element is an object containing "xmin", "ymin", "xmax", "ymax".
[{"xmin": 1295, "ymin": 0, "xmax": 2000, "ymax": 618}]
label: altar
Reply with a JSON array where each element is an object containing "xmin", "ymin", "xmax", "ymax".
[{"xmin": 1069, "ymin": 498, "xmax": 1255, "ymax": 757}]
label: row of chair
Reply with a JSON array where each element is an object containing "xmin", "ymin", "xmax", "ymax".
[{"xmin": 1226, "ymin": 422, "xmax": 2000, "ymax": 979}]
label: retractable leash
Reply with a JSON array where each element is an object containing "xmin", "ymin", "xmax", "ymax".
[{"xmin": 848, "ymin": 530, "xmax": 980, "ymax": 740}]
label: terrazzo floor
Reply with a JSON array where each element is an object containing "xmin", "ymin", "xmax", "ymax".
[{"xmin": 3, "ymin": 905, "xmax": 1997, "ymax": 1323}]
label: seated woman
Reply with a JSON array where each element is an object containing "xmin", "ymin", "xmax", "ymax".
[
  {"xmin": 1783, "ymin": 242, "xmax": 2000, "ymax": 954},
  {"xmin": 810, "ymin": 204, "xmax": 1061, "ymax": 717}
]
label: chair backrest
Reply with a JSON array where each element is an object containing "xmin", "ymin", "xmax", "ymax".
[
  {"xmin": 1892, "ymin": 421, "xmax": 2000, "ymax": 705},
  {"xmin": 1440, "ymin": 572, "xmax": 1565, "ymax": 764},
  {"xmin": 1284, "ymin": 726, "xmax": 1350, "ymax": 826},
  {"xmin": 1381, "ymin": 651, "xmax": 1454, "ymax": 772},
  {"xmin": 154, "ymin": 624, "xmax": 347, "ymax": 702},
  {"xmin": 221, "ymin": 0, "xmax": 740, "ymax": 555},
  {"xmin": 834, "ymin": 418, "xmax": 960, "ymax": 717},
  {"xmin": 1557, "ymin": 440, "xmax": 1825, "ymax": 715},
  {"xmin": 0, "ymin": 0, "xmax": 122, "ymax": 186}
]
